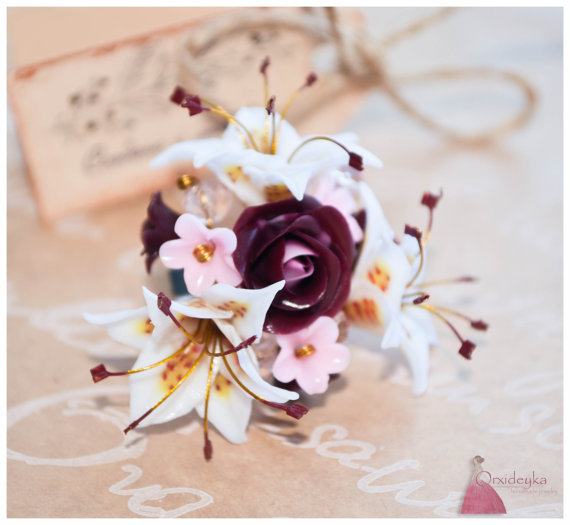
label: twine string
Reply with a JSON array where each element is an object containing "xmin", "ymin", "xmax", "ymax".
[{"xmin": 180, "ymin": 7, "xmax": 536, "ymax": 145}]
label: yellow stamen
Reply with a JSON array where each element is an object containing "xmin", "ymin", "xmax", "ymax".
[
  {"xmin": 220, "ymin": 353, "xmax": 266, "ymax": 404},
  {"xmin": 263, "ymin": 111, "xmax": 271, "ymax": 153},
  {"xmin": 202, "ymin": 351, "xmax": 217, "ymax": 439},
  {"xmin": 199, "ymin": 97, "xmax": 259, "ymax": 151},
  {"xmin": 294, "ymin": 344, "xmax": 316, "ymax": 358},
  {"xmin": 406, "ymin": 241, "xmax": 425, "ymax": 288},
  {"xmin": 124, "ymin": 341, "xmax": 192, "ymax": 376},
  {"xmin": 286, "ymin": 136, "xmax": 349, "ymax": 163},
  {"xmin": 193, "ymin": 243, "xmax": 215, "ymax": 263},
  {"xmin": 415, "ymin": 277, "xmax": 476, "ymax": 288},
  {"xmin": 272, "ymin": 89, "xmax": 302, "ymax": 154}
]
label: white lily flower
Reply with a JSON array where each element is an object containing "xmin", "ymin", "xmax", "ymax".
[
  {"xmin": 151, "ymin": 106, "xmax": 382, "ymax": 206},
  {"xmin": 346, "ymin": 232, "xmax": 436, "ymax": 396},
  {"xmin": 85, "ymin": 280, "xmax": 307, "ymax": 460},
  {"xmin": 345, "ymin": 187, "xmax": 486, "ymax": 395}
]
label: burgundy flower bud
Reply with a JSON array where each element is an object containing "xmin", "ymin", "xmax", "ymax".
[
  {"xmin": 141, "ymin": 192, "xmax": 180, "ymax": 273},
  {"xmin": 233, "ymin": 197, "xmax": 354, "ymax": 334}
]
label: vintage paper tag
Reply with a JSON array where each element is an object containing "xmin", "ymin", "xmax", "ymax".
[{"xmin": 8, "ymin": 7, "xmax": 364, "ymax": 223}]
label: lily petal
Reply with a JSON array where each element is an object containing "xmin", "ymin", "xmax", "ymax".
[
  {"xmin": 217, "ymin": 322, "xmax": 299, "ymax": 403},
  {"xmin": 83, "ymin": 306, "xmax": 152, "ymax": 350},
  {"xmin": 150, "ymin": 138, "xmax": 227, "ymax": 169},
  {"xmin": 196, "ymin": 367, "xmax": 252, "ymax": 444},
  {"xmin": 397, "ymin": 313, "xmax": 431, "ymax": 397},
  {"xmin": 128, "ymin": 341, "xmax": 216, "ymax": 427},
  {"xmin": 202, "ymin": 281, "xmax": 286, "ymax": 342}
]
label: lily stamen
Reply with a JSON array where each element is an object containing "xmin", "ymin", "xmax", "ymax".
[
  {"xmin": 90, "ymin": 340, "xmax": 193, "ymax": 383},
  {"xmin": 417, "ymin": 303, "xmax": 477, "ymax": 360},
  {"xmin": 404, "ymin": 224, "xmax": 425, "ymax": 288},
  {"xmin": 420, "ymin": 189, "xmax": 443, "ymax": 246},
  {"xmin": 426, "ymin": 304, "xmax": 488, "ymax": 331},
  {"xmin": 418, "ymin": 276, "xmax": 478, "ymax": 288},
  {"xmin": 123, "ymin": 348, "xmax": 206, "ymax": 434},
  {"xmin": 170, "ymin": 86, "xmax": 259, "ymax": 151},
  {"xmin": 272, "ymin": 72, "xmax": 317, "ymax": 154},
  {"xmin": 157, "ymin": 292, "xmax": 205, "ymax": 344},
  {"xmin": 263, "ymin": 96, "xmax": 276, "ymax": 154},
  {"xmin": 286, "ymin": 135, "xmax": 363, "ymax": 171},
  {"xmin": 260, "ymin": 56, "xmax": 270, "ymax": 105},
  {"xmin": 220, "ymin": 353, "xmax": 309, "ymax": 420},
  {"xmin": 202, "ymin": 351, "xmax": 217, "ymax": 460}
]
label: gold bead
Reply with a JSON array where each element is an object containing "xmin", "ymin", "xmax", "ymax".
[
  {"xmin": 177, "ymin": 173, "xmax": 198, "ymax": 190},
  {"xmin": 193, "ymin": 243, "xmax": 215, "ymax": 263},
  {"xmin": 294, "ymin": 344, "xmax": 316, "ymax": 359}
]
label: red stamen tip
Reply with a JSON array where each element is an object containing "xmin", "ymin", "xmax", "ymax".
[
  {"xmin": 90, "ymin": 364, "xmax": 110, "ymax": 383},
  {"xmin": 460, "ymin": 276, "xmax": 478, "ymax": 283},
  {"xmin": 459, "ymin": 340, "xmax": 476, "ymax": 360},
  {"xmin": 421, "ymin": 189, "xmax": 443, "ymax": 210},
  {"xmin": 262, "ymin": 400, "xmax": 309, "ymax": 419},
  {"xmin": 285, "ymin": 403, "xmax": 309, "ymax": 419},
  {"xmin": 203, "ymin": 434, "xmax": 213, "ymax": 461},
  {"xmin": 123, "ymin": 420, "xmax": 138, "ymax": 435},
  {"xmin": 413, "ymin": 294, "xmax": 430, "ymax": 305},
  {"xmin": 170, "ymin": 86, "xmax": 189, "ymax": 105},
  {"xmin": 157, "ymin": 292, "xmax": 172, "ymax": 316},
  {"xmin": 181, "ymin": 94, "xmax": 209, "ymax": 116},
  {"xmin": 404, "ymin": 224, "xmax": 423, "ymax": 242},
  {"xmin": 471, "ymin": 320, "xmax": 488, "ymax": 331},
  {"xmin": 260, "ymin": 56, "xmax": 270, "ymax": 76},
  {"xmin": 265, "ymin": 95, "xmax": 275, "ymax": 115},
  {"xmin": 348, "ymin": 152, "xmax": 364, "ymax": 171},
  {"xmin": 304, "ymin": 72, "xmax": 318, "ymax": 87}
]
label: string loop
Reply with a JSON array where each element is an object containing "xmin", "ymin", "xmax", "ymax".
[{"xmin": 180, "ymin": 7, "xmax": 536, "ymax": 145}]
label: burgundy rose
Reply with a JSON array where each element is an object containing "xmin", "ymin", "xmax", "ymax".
[
  {"xmin": 233, "ymin": 196, "xmax": 354, "ymax": 334},
  {"xmin": 141, "ymin": 192, "xmax": 180, "ymax": 273}
]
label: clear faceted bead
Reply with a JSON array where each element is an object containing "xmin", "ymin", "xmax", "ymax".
[{"xmin": 182, "ymin": 178, "xmax": 233, "ymax": 225}]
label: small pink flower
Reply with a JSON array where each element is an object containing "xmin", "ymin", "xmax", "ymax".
[
  {"xmin": 272, "ymin": 316, "xmax": 350, "ymax": 395},
  {"xmin": 311, "ymin": 173, "xmax": 363, "ymax": 243},
  {"xmin": 159, "ymin": 214, "xmax": 242, "ymax": 296}
]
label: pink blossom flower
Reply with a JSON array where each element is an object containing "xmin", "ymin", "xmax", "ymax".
[
  {"xmin": 159, "ymin": 213, "xmax": 242, "ymax": 296},
  {"xmin": 272, "ymin": 316, "xmax": 350, "ymax": 395},
  {"xmin": 310, "ymin": 172, "xmax": 363, "ymax": 242}
]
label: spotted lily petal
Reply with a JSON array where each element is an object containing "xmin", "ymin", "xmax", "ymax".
[
  {"xmin": 195, "ymin": 364, "xmax": 252, "ymax": 444},
  {"xmin": 83, "ymin": 306, "xmax": 153, "ymax": 350},
  {"xmin": 202, "ymin": 281, "xmax": 286, "ymax": 342},
  {"xmin": 129, "ymin": 340, "xmax": 216, "ymax": 427}
]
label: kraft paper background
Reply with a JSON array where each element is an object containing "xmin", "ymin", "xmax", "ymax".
[{"xmin": 6, "ymin": 7, "xmax": 562, "ymax": 518}]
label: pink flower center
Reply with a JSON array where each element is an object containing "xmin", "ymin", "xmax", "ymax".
[
  {"xmin": 294, "ymin": 344, "xmax": 316, "ymax": 358},
  {"xmin": 282, "ymin": 241, "xmax": 316, "ymax": 282},
  {"xmin": 193, "ymin": 243, "xmax": 215, "ymax": 263}
]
